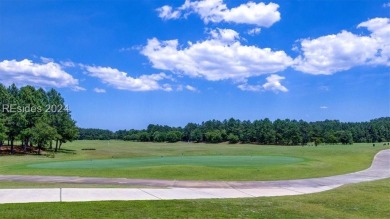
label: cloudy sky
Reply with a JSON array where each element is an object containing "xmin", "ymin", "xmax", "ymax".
[{"xmin": 0, "ymin": 0, "xmax": 389, "ymax": 130}]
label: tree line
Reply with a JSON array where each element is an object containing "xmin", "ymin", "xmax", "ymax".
[
  {"xmin": 0, "ymin": 83, "xmax": 78, "ymax": 154},
  {"xmin": 78, "ymin": 117, "xmax": 390, "ymax": 145}
]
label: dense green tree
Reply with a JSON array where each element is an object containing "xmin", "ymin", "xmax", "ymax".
[
  {"xmin": 0, "ymin": 83, "xmax": 78, "ymax": 154},
  {"xmin": 190, "ymin": 128, "xmax": 203, "ymax": 142},
  {"xmin": 152, "ymin": 131, "xmax": 166, "ymax": 142},
  {"xmin": 224, "ymin": 118, "xmax": 241, "ymax": 137},
  {"xmin": 31, "ymin": 121, "xmax": 59, "ymax": 154},
  {"xmin": 298, "ymin": 120, "xmax": 312, "ymax": 145},
  {"xmin": 0, "ymin": 118, "xmax": 7, "ymax": 147},
  {"xmin": 253, "ymin": 119, "xmax": 275, "ymax": 144},
  {"xmin": 0, "ymin": 84, "xmax": 9, "ymax": 148},
  {"xmin": 166, "ymin": 131, "xmax": 182, "ymax": 143},
  {"xmin": 76, "ymin": 117, "xmax": 390, "ymax": 145},
  {"xmin": 114, "ymin": 130, "xmax": 128, "ymax": 140},
  {"xmin": 239, "ymin": 120, "xmax": 254, "ymax": 143},
  {"xmin": 124, "ymin": 133, "xmax": 139, "ymax": 141},
  {"xmin": 324, "ymin": 131, "xmax": 338, "ymax": 144},
  {"xmin": 288, "ymin": 121, "xmax": 302, "ymax": 145},
  {"xmin": 19, "ymin": 86, "xmax": 45, "ymax": 150},
  {"xmin": 138, "ymin": 132, "xmax": 151, "ymax": 142},
  {"xmin": 78, "ymin": 128, "xmax": 113, "ymax": 140},
  {"xmin": 183, "ymin": 123, "xmax": 198, "ymax": 141},
  {"xmin": 273, "ymin": 119, "xmax": 289, "ymax": 145},
  {"xmin": 56, "ymin": 117, "xmax": 78, "ymax": 151},
  {"xmin": 205, "ymin": 130, "xmax": 223, "ymax": 143},
  {"xmin": 337, "ymin": 131, "xmax": 354, "ymax": 145},
  {"xmin": 227, "ymin": 133, "xmax": 239, "ymax": 144}
]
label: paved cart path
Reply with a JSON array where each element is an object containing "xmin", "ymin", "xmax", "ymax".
[{"xmin": 0, "ymin": 149, "xmax": 389, "ymax": 203}]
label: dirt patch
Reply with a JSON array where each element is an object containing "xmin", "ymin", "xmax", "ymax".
[{"xmin": 0, "ymin": 145, "xmax": 44, "ymax": 155}]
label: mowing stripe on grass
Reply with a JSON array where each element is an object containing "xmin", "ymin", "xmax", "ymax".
[{"xmin": 27, "ymin": 156, "xmax": 304, "ymax": 169}]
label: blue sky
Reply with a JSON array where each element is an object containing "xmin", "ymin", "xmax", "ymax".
[{"xmin": 0, "ymin": 0, "xmax": 389, "ymax": 130}]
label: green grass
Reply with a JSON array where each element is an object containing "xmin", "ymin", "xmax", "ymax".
[
  {"xmin": 27, "ymin": 155, "xmax": 304, "ymax": 169},
  {"xmin": 0, "ymin": 178, "xmax": 389, "ymax": 218},
  {"xmin": 0, "ymin": 181, "xmax": 156, "ymax": 188},
  {"xmin": 0, "ymin": 140, "xmax": 388, "ymax": 180}
]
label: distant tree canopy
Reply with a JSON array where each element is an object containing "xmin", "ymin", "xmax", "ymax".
[
  {"xmin": 79, "ymin": 117, "xmax": 390, "ymax": 145},
  {"xmin": 0, "ymin": 83, "xmax": 78, "ymax": 154}
]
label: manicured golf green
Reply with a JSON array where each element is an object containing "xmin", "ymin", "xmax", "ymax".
[{"xmin": 28, "ymin": 155, "xmax": 304, "ymax": 169}]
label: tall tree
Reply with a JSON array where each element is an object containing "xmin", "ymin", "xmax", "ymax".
[
  {"xmin": 46, "ymin": 89, "xmax": 78, "ymax": 151},
  {"xmin": 0, "ymin": 84, "xmax": 9, "ymax": 150},
  {"xmin": 5, "ymin": 84, "xmax": 26, "ymax": 152},
  {"xmin": 0, "ymin": 117, "xmax": 7, "ymax": 148},
  {"xmin": 31, "ymin": 121, "xmax": 59, "ymax": 155},
  {"xmin": 190, "ymin": 128, "xmax": 203, "ymax": 142},
  {"xmin": 19, "ymin": 86, "xmax": 45, "ymax": 151}
]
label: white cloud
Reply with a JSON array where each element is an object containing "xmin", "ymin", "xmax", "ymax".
[
  {"xmin": 294, "ymin": 17, "xmax": 390, "ymax": 74},
  {"xmin": 320, "ymin": 106, "xmax": 328, "ymax": 109},
  {"xmin": 141, "ymin": 28, "xmax": 293, "ymax": 82},
  {"xmin": 248, "ymin": 27, "xmax": 261, "ymax": 35},
  {"xmin": 0, "ymin": 59, "xmax": 84, "ymax": 91},
  {"xmin": 262, "ymin": 74, "xmax": 288, "ymax": 93},
  {"xmin": 40, "ymin": 56, "xmax": 54, "ymax": 63},
  {"xmin": 209, "ymin": 28, "xmax": 240, "ymax": 42},
  {"xmin": 158, "ymin": 0, "xmax": 281, "ymax": 27},
  {"xmin": 357, "ymin": 17, "xmax": 390, "ymax": 66},
  {"xmin": 157, "ymin": 5, "xmax": 181, "ymax": 20},
  {"xmin": 93, "ymin": 88, "xmax": 106, "ymax": 93},
  {"xmin": 185, "ymin": 85, "xmax": 198, "ymax": 92},
  {"xmin": 237, "ymin": 83, "xmax": 262, "ymax": 92},
  {"xmin": 60, "ymin": 60, "xmax": 76, "ymax": 68},
  {"xmin": 383, "ymin": 2, "xmax": 390, "ymax": 8},
  {"xmin": 238, "ymin": 74, "xmax": 288, "ymax": 93},
  {"xmin": 293, "ymin": 31, "xmax": 378, "ymax": 74},
  {"xmin": 83, "ymin": 65, "xmax": 173, "ymax": 92}
]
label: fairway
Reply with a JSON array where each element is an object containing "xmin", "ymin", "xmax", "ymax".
[
  {"xmin": 1, "ymin": 141, "xmax": 389, "ymax": 180},
  {"xmin": 28, "ymin": 155, "xmax": 304, "ymax": 169}
]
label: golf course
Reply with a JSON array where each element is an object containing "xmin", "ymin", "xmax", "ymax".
[
  {"xmin": 1, "ymin": 0, "xmax": 389, "ymax": 217},
  {"xmin": 1, "ymin": 141, "xmax": 389, "ymax": 181},
  {"xmin": 0, "ymin": 140, "xmax": 389, "ymax": 218}
]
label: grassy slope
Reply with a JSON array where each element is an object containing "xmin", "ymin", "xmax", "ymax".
[
  {"xmin": 0, "ymin": 140, "xmax": 389, "ymax": 180},
  {"xmin": 0, "ymin": 178, "xmax": 389, "ymax": 219}
]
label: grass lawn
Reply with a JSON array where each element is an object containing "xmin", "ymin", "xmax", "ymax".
[
  {"xmin": 0, "ymin": 178, "xmax": 389, "ymax": 218},
  {"xmin": 0, "ymin": 140, "xmax": 389, "ymax": 180},
  {"xmin": 0, "ymin": 181, "xmax": 155, "ymax": 188},
  {"xmin": 27, "ymin": 155, "xmax": 304, "ymax": 169}
]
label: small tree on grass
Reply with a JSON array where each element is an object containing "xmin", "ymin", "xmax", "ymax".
[
  {"xmin": 55, "ymin": 117, "xmax": 78, "ymax": 152},
  {"xmin": 313, "ymin": 137, "xmax": 323, "ymax": 146},
  {"xmin": 31, "ymin": 121, "xmax": 59, "ymax": 155}
]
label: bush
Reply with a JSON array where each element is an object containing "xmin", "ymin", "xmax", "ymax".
[
  {"xmin": 205, "ymin": 130, "xmax": 223, "ymax": 143},
  {"xmin": 227, "ymin": 133, "xmax": 239, "ymax": 144},
  {"xmin": 166, "ymin": 131, "xmax": 182, "ymax": 143}
]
